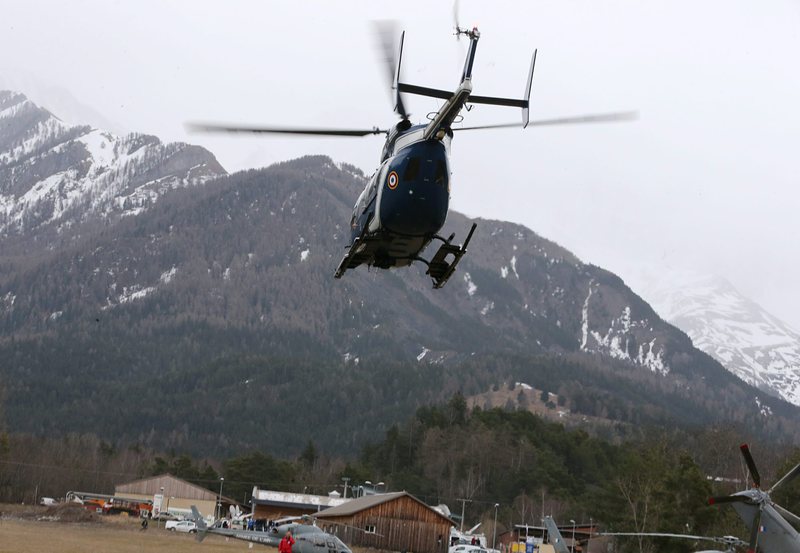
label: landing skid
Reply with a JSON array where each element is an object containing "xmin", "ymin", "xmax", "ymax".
[
  {"xmin": 425, "ymin": 223, "xmax": 477, "ymax": 289},
  {"xmin": 334, "ymin": 223, "xmax": 477, "ymax": 289}
]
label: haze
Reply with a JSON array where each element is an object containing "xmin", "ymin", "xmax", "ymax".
[{"xmin": 2, "ymin": 0, "xmax": 799, "ymax": 329}]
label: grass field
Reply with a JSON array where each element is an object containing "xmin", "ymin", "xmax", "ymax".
[{"xmin": 0, "ymin": 505, "xmax": 270, "ymax": 553}]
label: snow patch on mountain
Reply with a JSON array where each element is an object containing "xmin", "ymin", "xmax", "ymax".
[
  {"xmin": 581, "ymin": 280, "xmax": 669, "ymax": 375},
  {"xmin": 636, "ymin": 269, "xmax": 800, "ymax": 406},
  {"xmin": 464, "ymin": 272, "xmax": 477, "ymax": 296},
  {"xmin": 0, "ymin": 90, "xmax": 225, "ymax": 237}
]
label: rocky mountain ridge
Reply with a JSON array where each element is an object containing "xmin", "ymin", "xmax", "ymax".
[
  {"xmin": 638, "ymin": 270, "xmax": 800, "ymax": 406},
  {"xmin": 0, "ymin": 90, "xmax": 225, "ymax": 246},
  {"xmin": 0, "ymin": 92, "xmax": 798, "ymax": 455}
]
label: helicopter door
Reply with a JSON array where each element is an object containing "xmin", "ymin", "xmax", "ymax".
[
  {"xmin": 350, "ymin": 172, "xmax": 380, "ymax": 236},
  {"xmin": 370, "ymin": 162, "xmax": 391, "ymax": 232}
]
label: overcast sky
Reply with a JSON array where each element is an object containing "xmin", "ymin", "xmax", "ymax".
[{"xmin": 2, "ymin": 0, "xmax": 799, "ymax": 329}]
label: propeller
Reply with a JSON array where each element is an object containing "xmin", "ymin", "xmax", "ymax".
[
  {"xmin": 774, "ymin": 503, "xmax": 800, "ymax": 527},
  {"xmin": 768, "ymin": 461, "xmax": 800, "ymax": 494},
  {"xmin": 708, "ymin": 443, "xmax": 800, "ymax": 552},
  {"xmin": 748, "ymin": 504, "xmax": 762, "ymax": 553},
  {"xmin": 452, "ymin": 111, "xmax": 638, "ymax": 131},
  {"xmin": 600, "ymin": 532, "xmax": 747, "ymax": 549},
  {"xmin": 708, "ymin": 495, "xmax": 752, "ymax": 506},
  {"xmin": 187, "ymin": 22, "xmax": 408, "ymax": 138},
  {"xmin": 185, "ymin": 123, "xmax": 387, "ymax": 137},
  {"xmin": 740, "ymin": 443, "xmax": 762, "ymax": 488},
  {"xmin": 373, "ymin": 20, "xmax": 409, "ymax": 121}
]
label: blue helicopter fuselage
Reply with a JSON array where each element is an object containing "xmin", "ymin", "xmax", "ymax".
[{"xmin": 346, "ymin": 125, "xmax": 451, "ymax": 269}]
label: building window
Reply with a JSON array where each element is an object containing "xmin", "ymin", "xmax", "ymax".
[{"xmin": 365, "ymin": 524, "xmax": 377, "ymax": 534}]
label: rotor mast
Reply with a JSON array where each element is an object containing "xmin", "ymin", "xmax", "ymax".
[{"xmin": 422, "ymin": 28, "xmax": 480, "ymax": 141}]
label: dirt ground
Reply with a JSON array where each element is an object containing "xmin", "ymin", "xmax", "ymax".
[{"xmin": 0, "ymin": 504, "xmax": 265, "ymax": 553}]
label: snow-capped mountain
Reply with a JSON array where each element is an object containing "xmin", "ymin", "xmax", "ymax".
[
  {"xmin": 637, "ymin": 270, "xmax": 800, "ymax": 406},
  {"xmin": 0, "ymin": 90, "xmax": 225, "ymax": 238}
]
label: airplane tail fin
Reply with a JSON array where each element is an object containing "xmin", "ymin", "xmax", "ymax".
[{"xmin": 190, "ymin": 505, "xmax": 208, "ymax": 542}]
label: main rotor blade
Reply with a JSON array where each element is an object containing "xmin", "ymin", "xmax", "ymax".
[
  {"xmin": 600, "ymin": 532, "xmax": 745, "ymax": 546},
  {"xmin": 773, "ymin": 503, "xmax": 800, "ymax": 528},
  {"xmin": 768, "ymin": 461, "xmax": 800, "ymax": 494},
  {"xmin": 748, "ymin": 505, "xmax": 762, "ymax": 553},
  {"xmin": 740, "ymin": 444, "xmax": 762, "ymax": 488},
  {"xmin": 452, "ymin": 111, "xmax": 638, "ymax": 131},
  {"xmin": 186, "ymin": 122, "xmax": 388, "ymax": 137},
  {"xmin": 373, "ymin": 20, "xmax": 408, "ymax": 120},
  {"xmin": 709, "ymin": 495, "xmax": 751, "ymax": 505}
]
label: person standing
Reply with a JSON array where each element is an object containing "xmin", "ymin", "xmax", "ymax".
[{"xmin": 279, "ymin": 530, "xmax": 296, "ymax": 553}]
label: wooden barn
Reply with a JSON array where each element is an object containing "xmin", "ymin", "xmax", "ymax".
[{"xmin": 315, "ymin": 492, "xmax": 453, "ymax": 553}]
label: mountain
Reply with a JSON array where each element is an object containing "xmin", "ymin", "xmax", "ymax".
[
  {"xmin": 0, "ymin": 90, "xmax": 225, "ymax": 251},
  {"xmin": 636, "ymin": 269, "xmax": 800, "ymax": 406},
  {"xmin": 1, "ymin": 91, "xmax": 798, "ymax": 456}
]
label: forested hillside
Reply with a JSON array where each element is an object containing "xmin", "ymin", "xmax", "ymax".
[
  {"xmin": 1, "ymin": 155, "xmax": 799, "ymax": 457},
  {"xmin": 3, "ymin": 396, "xmax": 800, "ymax": 553}
]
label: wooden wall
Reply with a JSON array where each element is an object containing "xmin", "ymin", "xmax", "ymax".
[{"xmin": 319, "ymin": 496, "xmax": 450, "ymax": 553}]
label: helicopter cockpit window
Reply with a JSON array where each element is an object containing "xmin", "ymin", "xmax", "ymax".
[{"xmin": 404, "ymin": 157, "xmax": 420, "ymax": 181}]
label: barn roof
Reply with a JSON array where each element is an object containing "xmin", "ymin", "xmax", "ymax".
[{"xmin": 315, "ymin": 491, "xmax": 454, "ymax": 524}]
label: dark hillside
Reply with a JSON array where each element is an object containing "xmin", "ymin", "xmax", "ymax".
[{"xmin": 0, "ymin": 156, "xmax": 797, "ymax": 456}]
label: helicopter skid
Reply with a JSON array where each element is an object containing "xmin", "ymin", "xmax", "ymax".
[
  {"xmin": 426, "ymin": 223, "xmax": 477, "ymax": 289},
  {"xmin": 334, "ymin": 233, "xmax": 427, "ymax": 278},
  {"xmin": 335, "ymin": 224, "xmax": 476, "ymax": 287}
]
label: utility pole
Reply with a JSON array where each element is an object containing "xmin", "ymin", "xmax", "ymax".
[
  {"xmin": 217, "ymin": 477, "xmax": 224, "ymax": 521},
  {"xmin": 493, "ymin": 503, "xmax": 499, "ymax": 550},
  {"xmin": 457, "ymin": 498, "xmax": 472, "ymax": 532}
]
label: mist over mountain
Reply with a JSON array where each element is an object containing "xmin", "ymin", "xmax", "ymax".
[
  {"xmin": 637, "ymin": 269, "xmax": 800, "ymax": 406},
  {"xmin": 1, "ymin": 91, "xmax": 798, "ymax": 456}
]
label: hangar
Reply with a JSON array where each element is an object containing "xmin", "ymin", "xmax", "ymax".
[
  {"xmin": 315, "ymin": 491, "xmax": 453, "ymax": 553},
  {"xmin": 115, "ymin": 473, "xmax": 237, "ymax": 520}
]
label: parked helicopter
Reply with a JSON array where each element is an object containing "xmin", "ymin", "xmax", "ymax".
[
  {"xmin": 547, "ymin": 516, "xmax": 746, "ymax": 553},
  {"xmin": 190, "ymin": 24, "xmax": 634, "ymax": 288},
  {"xmin": 190, "ymin": 506, "xmax": 353, "ymax": 553},
  {"xmin": 600, "ymin": 531, "xmax": 747, "ymax": 553},
  {"xmin": 707, "ymin": 443, "xmax": 800, "ymax": 553}
]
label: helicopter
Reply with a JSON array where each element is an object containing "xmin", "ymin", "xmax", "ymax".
[
  {"xmin": 707, "ymin": 443, "xmax": 800, "ymax": 553},
  {"xmin": 190, "ymin": 23, "xmax": 635, "ymax": 288},
  {"xmin": 190, "ymin": 506, "xmax": 353, "ymax": 553},
  {"xmin": 547, "ymin": 515, "xmax": 746, "ymax": 553},
  {"xmin": 600, "ymin": 531, "xmax": 747, "ymax": 553},
  {"xmin": 597, "ymin": 445, "xmax": 800, "ymax": 553}
]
